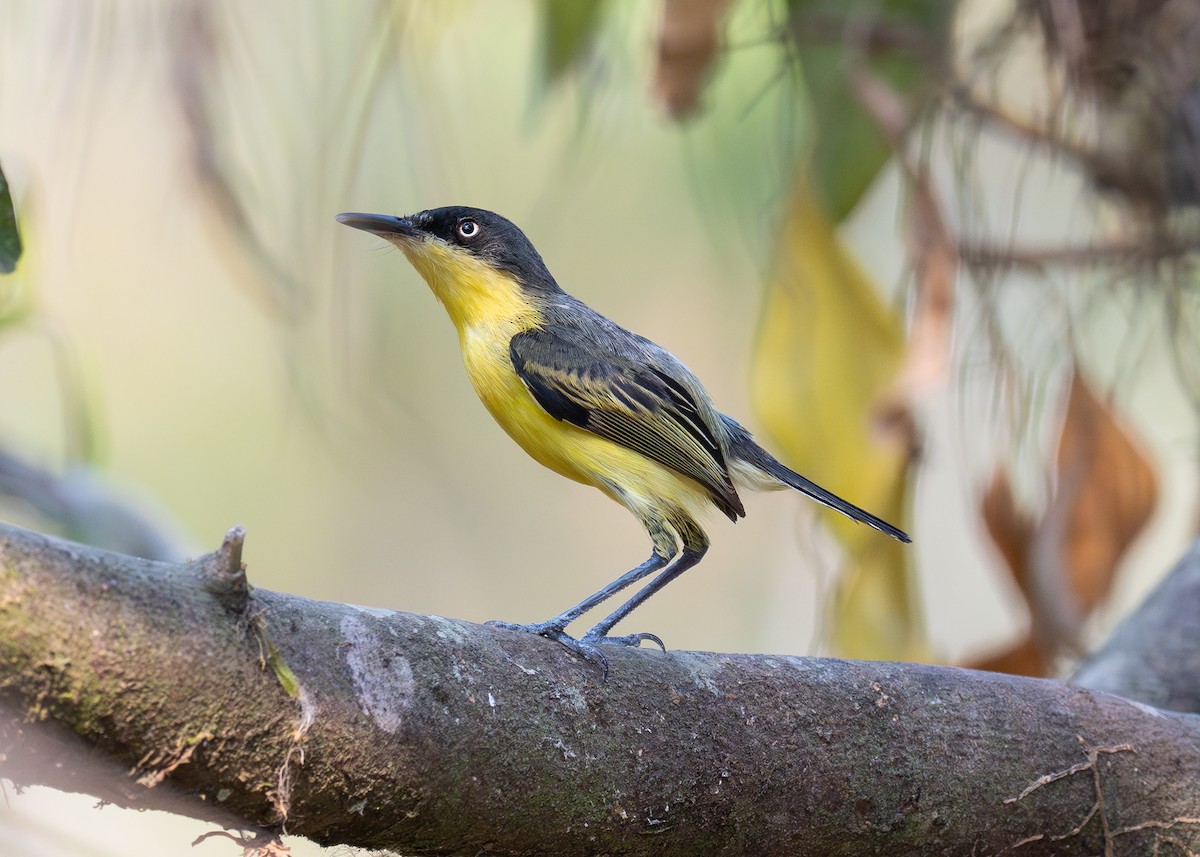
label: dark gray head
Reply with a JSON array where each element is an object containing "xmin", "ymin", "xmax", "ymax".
[{"xmin": 337, "ymin": 206, "xmax": 560, "ymax": 293}]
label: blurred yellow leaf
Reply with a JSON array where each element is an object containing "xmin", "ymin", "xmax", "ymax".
[{"xmin": 751, "ymin": 175, "xmax": 918, "ymax": 660}]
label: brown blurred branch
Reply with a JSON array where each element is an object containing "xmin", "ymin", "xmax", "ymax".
[
  {"xmin": 946, "ymin": 87, "xmax": 1127, "ymax": 187},
  {"xmin": 959, "ymin": 234, "xmax": 1200, "ymax": 270},
  {"xmin": 785, "ymin": 12, "xmax": 944, "ymax": 65},
  {"xmin": 941, "ymin": 73, "xmax": 1200, "ymax": 268},
  {"xmin": 0, "ymin": 522, "xmax": 1198, "ymax": 855},
  {"xmin": 851, "ymin": 68, "xmax": 957, "ymax": 400}
]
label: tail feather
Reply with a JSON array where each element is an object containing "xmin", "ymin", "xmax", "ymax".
[
  {"xmin": 765, "ymin": 458, "xmax": 911, "ymax": 543},
  {"xmin": 722, "ymin": 416, "xmax": 911, "ymax": 544}
]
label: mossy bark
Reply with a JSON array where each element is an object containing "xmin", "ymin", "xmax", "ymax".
[{"xmin": 1, "ymin": 523, "xmax": 1198, "ymax": 855}]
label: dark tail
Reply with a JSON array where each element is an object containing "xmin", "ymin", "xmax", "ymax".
[{"xmin": 723, "ymin": 416, "xmax": 911, "ymax": 544}]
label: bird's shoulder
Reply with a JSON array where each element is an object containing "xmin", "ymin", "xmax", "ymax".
[
  {"xmin": 509, "ymin": 299, "xmax": 745, "ymax": 520},
  {"xmin": 528, "ymin": 296, "xmax": 691, "ymax": 377}
]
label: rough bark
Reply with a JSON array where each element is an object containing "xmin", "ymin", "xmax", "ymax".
[{"xmin": 1, "ymin": 522, "xmax": 1198, "ymax": 856}]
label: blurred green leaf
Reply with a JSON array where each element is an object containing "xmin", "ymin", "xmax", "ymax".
[
  {"xmin": 539, "ymin": 0, "xmax": 604, "ymax": 85},
  {"xmin": 806, "ymin": 63, "xmax": 894, "ymax": 222},
  {"xmin": 0, "ymin": 160, "xmax": 21, "ymax": 274},
  {"xmin": 789, "ymin": 0, "xmax": 951, "ymax": 219},
  {"xmin": 787, "ymin": 0, "xmax": 948, "ymax": 32}
]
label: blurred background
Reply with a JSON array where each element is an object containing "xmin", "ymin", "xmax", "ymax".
[{"xmin": 2, "ymin": 0, "xmax": 1199, "ymax": 854}]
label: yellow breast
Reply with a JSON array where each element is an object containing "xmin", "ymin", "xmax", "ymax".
[
  {"xmin": 459, "ymin": 325, "xmax": 599, "ymax": 485},
  {"xmin": 402, "ymin": 240, "xmax": 595, "ymax": 483},
  {"xmin": 403, "ymin": 238, "xmax": 713, "ymax": 524},
  {"xmin": 458, "ymin": 327, "xmax": 714, "ymax": 527}
]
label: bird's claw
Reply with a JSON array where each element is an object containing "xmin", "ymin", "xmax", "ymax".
[
  {"xmin": 583, "ymin": 631, "xmax": 667, "ymax": 652},
  {"xmin": 487, "ymin": 620, "xmax": 668, "ymax": 677},
  {"xmin": 487, "ymin": 619, "xmax": 610, "ymax": 676}
]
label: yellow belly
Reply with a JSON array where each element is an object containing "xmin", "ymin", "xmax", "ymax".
[
  {"xmin": 458, "ymin": 327, "xmax": 712, "ymax": 525},
  {"xmin": 397, "ymin": 232, "xmax": 715, "ymax": 536}
]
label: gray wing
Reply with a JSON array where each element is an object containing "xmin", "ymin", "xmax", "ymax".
[{"xmin": 509, "ymin": 325, "xmax": 744, "ymax": 520}]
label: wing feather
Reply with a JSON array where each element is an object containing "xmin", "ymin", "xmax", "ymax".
[{"xmin": 510, "ymin": 326, "xmax": 744, "ymax": 520}]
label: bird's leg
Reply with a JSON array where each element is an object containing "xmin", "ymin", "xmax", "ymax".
[
  {"xmin": 582, "ymin": 539, "xmax": 709, "ymax": 649},
  {"xmin": 487, "ymin": 551, "xmax": 671, "ymax": 677},
  {"xmin": 487, "ymin": 551, "xmax": 669, "ymax": 639}
]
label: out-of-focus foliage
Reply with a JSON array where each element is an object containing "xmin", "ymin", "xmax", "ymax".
[
  {"xmin": 168, "ymin": 1, "xmax": 416, "ymax": 326},
  {"xmin": 976, "ymin": 369, "xmax": 1158, "ymax": 675},
  {"xmin": 944, "ymin": 0, "xmax": 1200, "ymax": 673},
  {"xmin": 788, "ymin": 0, "xmax": 949, "ymax": 220},
  {"xmin": 1017, "ymin": 0, "xmax": 1200, "ymax": 209},
  {"xmin": 0, "ymin": 158, "xmax": 31, "ymax": 334},
  {"xmin": 725, "ymin": 1, "xmax": 946, "ymax": 658},
  {"xmin": 0, "ymin": 160, "xmax": 20, "ymax": 274},
  {"xmin": 652, "ymin": 0, "xmax": 735, "ymax": 118},
  {"xmin": 751, "ymin": 175, "xmax": 918, "ymax": 660},
  {"xmin": 1056, "ymin": 371, "xmax": 1158, "ymax": 611},
  {"xmin": 0, "ymin": 163, "xmax": 162, "ymax": 559},
  {"xmin": 538, "ymin": 0, "xmax": 605, "ymax": 85}
]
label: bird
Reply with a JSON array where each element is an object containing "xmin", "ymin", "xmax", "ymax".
[{"xmin": 337, "ymin": 205, "xmax": 910, "ymax": 668}]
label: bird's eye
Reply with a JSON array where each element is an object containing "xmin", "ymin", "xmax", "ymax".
[{"xmin": 457, "ymin": 218, "xmax": 478, "ymax": 238}]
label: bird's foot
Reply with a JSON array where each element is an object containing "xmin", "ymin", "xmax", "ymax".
[
  {"xmin": 487, "ymin": 621, "xmax": 667, "ymax": 676},
  {"xmin": 582, "ymin": 630, "xmax": 667, "ymax": 652},
  {"xmin": 487, "ymin": 619, "xmax": 610, "ymax": 674},
  {"xmin": 486, "ymin": 618, "xmax": 566, "ymax": 638}
]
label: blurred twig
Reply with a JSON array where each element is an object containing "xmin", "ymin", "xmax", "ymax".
[
  {"xmin": 170, "ymin": 1, "xmax": 306, "ymax": 321},
  {"xmin": 785, "ymin": 12, "xmax": 945, "ymax": 63},
  {"xmin": 959, "ymin": 233, "xmax": 1200, "ymax": 270},
  {"xmin": 0, "ymin": 449, "xmax": 189, "ymax": 561},
  {"xmin": 852, "ymin": 68, "xmax": 956, "ymax": 401}
]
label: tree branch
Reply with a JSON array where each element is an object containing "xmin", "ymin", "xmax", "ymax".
[
  {"xmin": 1072, "ymin": 538, "xmax": 1200, "ymax": 713},
  {"xmin": 1, "ymin": 522, "xmax": 1198, "ymax": 855},
  {"xmin": 0, "ymin": 448, "xmax": 190, "ymax": 561}
]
